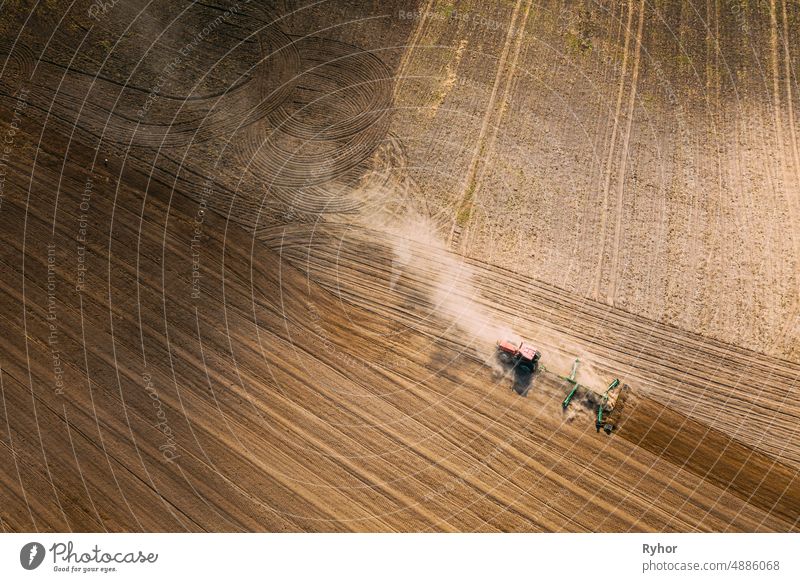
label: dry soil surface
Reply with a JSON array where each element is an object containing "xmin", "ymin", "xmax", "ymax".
[{"xmin": 0, "ymin": 0, "xmax": 798, "ymax": 532}]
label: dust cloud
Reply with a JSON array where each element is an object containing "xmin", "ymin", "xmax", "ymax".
[
  {"xmin": 351, "ymin": 183, "xmax": 517, "ymax": 361},
  {"xmin": 339, "ymin": 177, "xmax": 614, "ymax": 386}
]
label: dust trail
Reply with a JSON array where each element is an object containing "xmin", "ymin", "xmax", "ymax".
[
  {"xmin": 338, "ymin": 175, "xmax": 617, "ymax": 390},
  {"xmin": 350, "ymin": 182, "xmax": 517, "ymax": 361}
]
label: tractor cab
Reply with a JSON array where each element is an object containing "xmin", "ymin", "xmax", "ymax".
[
  {"xmin": 517, "ymin": 343, "xmax": 540, "ymax": 365},
  {"xmin": 496, "ymin": 340, "xmax": 541, "ymax": 372}
]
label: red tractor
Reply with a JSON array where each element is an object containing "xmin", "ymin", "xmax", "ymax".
[{"xmin": 496, "ymin": 340, "xmax": 542, "ymax": 373}]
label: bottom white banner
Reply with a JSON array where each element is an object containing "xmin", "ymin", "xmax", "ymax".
[{"xmin": 1, "ymin": 533, "xmax": 797, "ymax": 581}]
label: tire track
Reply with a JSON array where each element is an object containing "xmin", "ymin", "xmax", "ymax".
[
  {"xmin": 0, "ymin": 41, "xmax": 35, "ymax": 92},
  {"xmin": 2, "ymin": 5, "xmax": 302, "ymax": 149},
  {"xmin": 448, "ymin": 0, "xmax": 527, "ymax": 248},
  {"xmin": 260, "ymin": 223, "xmax": 800, "ymax": 467},
  {"xmin": 233, "ymin": 36, "xmax": 392, "ymax": 221},
  {"xmin": 777, "ymin": 0, "xmax": 800, "ymax": 357},
  {"xmin": 606, "ymin": 0, "xmax": 645, "ymax": 305},
  {"xmin": 457, "ymin": 0, "xmax": 536, "ymax": 253},
  {"xmin": 592, "ymin": 0, "xmax": 635, "ymax": 301}
]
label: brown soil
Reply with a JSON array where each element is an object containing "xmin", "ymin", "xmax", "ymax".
[{"xmin": 0, "ymin": 0, "xmax": 798, "ymax": 532}]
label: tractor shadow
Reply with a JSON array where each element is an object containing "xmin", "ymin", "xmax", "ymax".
[
  {"xmin": 511, "ymin": 366, "xmax": 535, "ymax": 396},
  {"xmin": 495, "ymin": 354, "xmax": 536, "ymax": 396}
]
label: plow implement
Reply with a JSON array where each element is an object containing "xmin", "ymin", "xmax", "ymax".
[
  {"xmin": 561, "ymin": 358, "xmax": 581, "ymax": 409},
  {"xmin": 497, "ymin": 340, "xmax": 629, "ymax": 435},
  {"xmin": 596, "ymin": 378, "xmax": 626, "ymax": 434},
  {"xmin": 559, "ymin": 366, "xmax": 628, "ymax": 435}
]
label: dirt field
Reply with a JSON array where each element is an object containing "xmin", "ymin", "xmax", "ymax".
[{"xmin": 0, "ymin": 0, "xmax": 798, "ymax": 532}]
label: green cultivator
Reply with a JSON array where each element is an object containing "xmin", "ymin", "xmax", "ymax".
[
  {"xmin": 595, "ymin": 378, "xmax": 620, "ymax": 434},
  {"xmin": 559, "ymin": 359, "xmax": 627, "ymax": 435},
  {"xmin": 495, "ymin": 338, "xmax": 629, "ymax": 435},
  {"xmin": 561, "ymin": 358, "xmax": 581, "ymax": 409}
]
